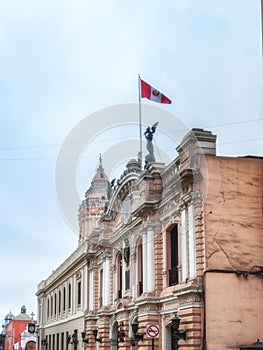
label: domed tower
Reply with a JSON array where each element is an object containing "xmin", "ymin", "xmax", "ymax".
[
  {"xmin": 4, "ymin": 311, "xmax": 15, "ymax": 326},
  {"xmin": 78, "ymin": 155, "xmax": 110, "ymax": 245}
]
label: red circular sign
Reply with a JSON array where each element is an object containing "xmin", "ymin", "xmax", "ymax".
[{"xmin": 146, "ymin": 324, "xmax": 160, "ymax": 338}]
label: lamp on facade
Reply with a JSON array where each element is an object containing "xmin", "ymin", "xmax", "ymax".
[
  {"xmin": 67, "ymin": 334, "xmax": 78, "ymax": 345},
  {"xmin": 41, "ymin": 339, "xmax": 48, "ymax": 348},
  {"xmin": 71, "ymin": 334, "xmax": 78, "ymax": 345},
  {"xmin": 81, "ymin": 332, "xmax": 89, "ymax": 344},
  {"xmin": 117, "ymin": 330, "xmax": 125, "ymax": 342},
  {"xmin": 92, "ymin": 329, "xmax": 102, "ymax": 343},
  {"xmin": 131, "ymin": 321, "xmax": 144, "ymax": 342},
  {"xmin": 171, "ymin": 316, "xmax": 187, "ymax": 350},
  {"xmin": 35, "ymin": 325, "xmax": 39, "ymax": 336}
]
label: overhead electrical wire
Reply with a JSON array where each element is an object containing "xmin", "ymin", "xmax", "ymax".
[{"xmin": 0, "ymin": 118, "xmax": 262, "ymax": 161}]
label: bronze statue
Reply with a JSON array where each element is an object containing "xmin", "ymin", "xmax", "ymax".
[{"xmin": 144, "ymin": 122, "xmax": 159, "ymax": 167}]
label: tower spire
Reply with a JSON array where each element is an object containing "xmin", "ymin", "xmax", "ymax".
[{"xmin": 78, "ymin": 154, "xmax": 110, "ymax": 245}]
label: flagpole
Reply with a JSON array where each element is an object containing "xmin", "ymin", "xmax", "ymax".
[{"xmin": 138, "ymin": 74, "xmax": 143, "ymax": 169}]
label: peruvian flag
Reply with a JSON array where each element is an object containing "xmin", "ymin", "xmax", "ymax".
[{"xmin": 140, "ymin": 78, "xmax": 172, "ymax": 104}]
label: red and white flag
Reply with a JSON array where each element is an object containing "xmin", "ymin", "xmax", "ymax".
[{"xmin": 140, "ymin": 78, "xmax": 172, "ymax": 104}]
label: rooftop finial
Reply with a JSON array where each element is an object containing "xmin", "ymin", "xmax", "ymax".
[
  {"xmin": 99, "ymin": 153, "xmax": 102, "ymax": 168},
  {"xmin": 21, "ymin": 305, "xmax": 26, "ymax": 314}
]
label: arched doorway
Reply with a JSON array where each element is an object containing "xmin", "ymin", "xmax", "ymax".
[
  {"xmin": 25, "ymin": 341, "xmax": 36, "ymax": 350},
  {"xmin": 165, "ymin": 322, "xmax": 173, "ymax": 350}
]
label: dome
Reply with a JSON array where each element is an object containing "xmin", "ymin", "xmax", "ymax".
[
  {"xmin": 126, "ymin": 159, "xmax": 141, "ymax": 170},
  {"xmin": 5, "ymin": 311, "xmax": 15, "ymax": 321},
  {"xmin": 15, "ymin": 305, "xmax": 31, "ymax": 320}
]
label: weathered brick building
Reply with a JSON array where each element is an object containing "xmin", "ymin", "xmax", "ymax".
[{"xmin": 37, "ymin": 128, "xmax": 263, "ymax": 350}]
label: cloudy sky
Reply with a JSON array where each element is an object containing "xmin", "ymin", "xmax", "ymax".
[{"xmin": 0, "ymin": 0, "xmax": 262, "ymax": 323}]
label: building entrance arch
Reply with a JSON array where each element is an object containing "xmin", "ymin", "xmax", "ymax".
[{"xmin": 25, "ymin": 341, "xmax": 36, "ymax": 350}]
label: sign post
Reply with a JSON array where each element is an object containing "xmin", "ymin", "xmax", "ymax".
[{"xmin": 146, "ymin": 324, "xmax": 160, "ymax": 350}]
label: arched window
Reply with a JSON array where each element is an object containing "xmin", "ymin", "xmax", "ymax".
[
  {"xmin": 54, "ymin": 293, "xmax": 57, "ymax": 315},
  {"xmin": 50, "ymin": 296, "xmax": 53, "ymax": 317},
  {"xmin": 63, "ymin": 287, "xmax": 66, "ymax": 312},
  {"xmin": 116, "ymin": 252, "xmax": 123, "ymax": 299},
  {"xmin": 58, "ymin": 290, "xmax": 61, "ymax": 314},
  {"xmin": 68, "ymin": 283, "xmax": 71, "ymax": 309},
  {"xmin": 47, "ymin": 298, "xmax": 50, "ymax": 318}
]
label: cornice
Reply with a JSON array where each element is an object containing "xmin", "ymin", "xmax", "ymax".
[{"xmin": 37, "ymin": 241, "xmax": 90, "ymax": 292}]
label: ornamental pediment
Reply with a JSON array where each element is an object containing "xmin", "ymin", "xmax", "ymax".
[{"xmin": 100, "ymin": 160, "xmax": 165, "ymax": 231}]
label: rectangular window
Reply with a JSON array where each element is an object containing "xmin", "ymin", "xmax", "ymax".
[
  {"xmin": 61, "ymin": 333, "xmax": 64, "ymax": 350},
  {"xmin": 169, "ymin": 225, "xmax": 179, "ymax": 286},
  {"xmin": 56, "ymin": 334, "xmax": 59, "ymax": 350},
  {"xmin": 125, "ymin": 270, "xmax": 130, "ymax": 290},
  {"xmin": 66, "ymin": 332, "xmax": 69, "ymax": 350},
  {"xmin": 73, "ymin": 330, "xmax": 78, "ymax": 350},
  {"xmin": 138, "ymin": 242, "xmax": 143, "ymax": 296}
]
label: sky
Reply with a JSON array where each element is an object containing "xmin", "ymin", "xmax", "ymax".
[{"xmin": 0, "ymin": 0, "xmax": 262, "ymax": 324}]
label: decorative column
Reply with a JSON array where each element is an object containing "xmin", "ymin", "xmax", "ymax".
[
  {"xmin": 142, "ymin": 231, "xmax": 148, "ymax": 293},
  {"xmin": 162, "ymin": 226, "xmax": 168, "ymax": 289},
  {"xmin": 147, "ymin": 226, "xmax": 155, "ymax": 292},
  {"xmin": 131, "ymin": 252, "xmax": 136, "ymax": 298},
  {"xmin": 83, "ymin": 265, "xmax": 87, "ymax": 310},
  {"xmin": 181, "ymin": 208, "xmax": 188, "ymax": 282},
  {"xmin": 113, "ymin": 263, "xmax": 117, "ymax": 303},
  {"xmin": 188, "ymin": 203, "xmax": 196, "ymax": 278},
  {"xmin": 89, "ymin": 270, "xmax": 94, "ymax": 311},
  {"xmin": 104, "ymin": 258, "xmax": 110, "ymax": 306}
]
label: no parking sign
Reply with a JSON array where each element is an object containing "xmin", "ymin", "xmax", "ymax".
[{"xmin": 146, "ymin": 324, "xmax": 160, "ymax": 339}]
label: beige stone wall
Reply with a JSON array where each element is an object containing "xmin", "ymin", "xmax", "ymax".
[
  {"xmin": 204, "ymin": 156, "xmax": 263, "ymax": 349},
  {"xmin": 205, "ymin": 273, "xmax": 263, "ymax": 349},
  {"xmin": 205, "ymin": 156, "xmax": 263, "ymax": 270}
]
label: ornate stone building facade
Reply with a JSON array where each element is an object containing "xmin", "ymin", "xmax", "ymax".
[{"xmin": 36, "ymin": 128, "xmax": 263, "ymax": 350}]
